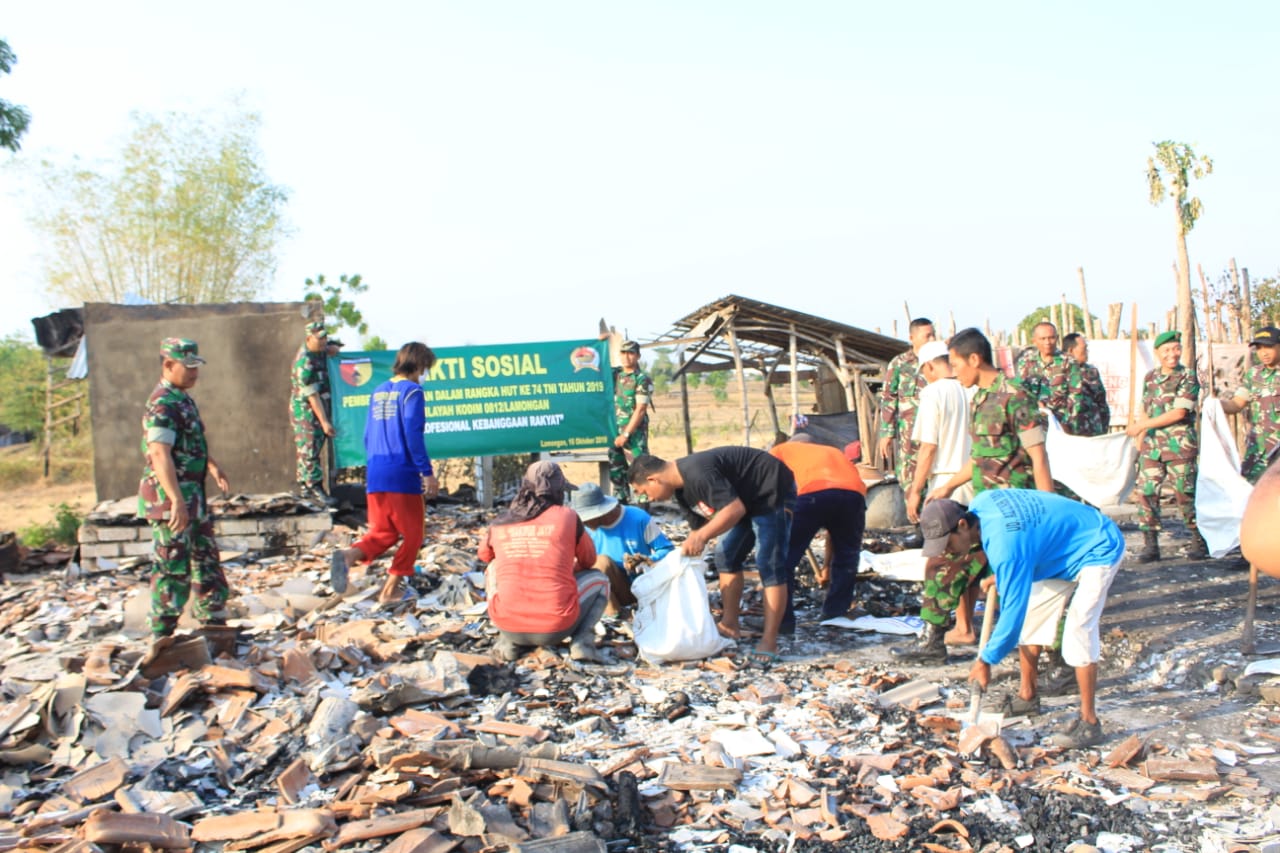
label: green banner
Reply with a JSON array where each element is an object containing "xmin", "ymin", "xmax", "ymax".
[{"xmin": 330, "ymin": 339, "xmax": 615, "ymax": 466}]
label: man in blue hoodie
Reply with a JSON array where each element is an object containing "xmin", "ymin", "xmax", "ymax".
[{"xmin": 919, "ymin": 490, "xmax": 1125, "ymax": 750}]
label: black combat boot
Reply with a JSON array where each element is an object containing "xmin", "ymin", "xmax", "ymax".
[
  {"xmin": 1135, "ymin": 530, "xmax": 1160, "ymax": 564},
  {"xmin": 892, "ymin": 622, "xmax": 948, "ymax": 664},
  {"xmin": 1183, "ymin": 529, "xmax": 1209, "ymax": 560}
]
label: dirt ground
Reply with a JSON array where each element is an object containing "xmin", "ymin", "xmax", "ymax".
[{"xmin": 0, "ymin": 480, "xmax": 98, "ymax": 534}]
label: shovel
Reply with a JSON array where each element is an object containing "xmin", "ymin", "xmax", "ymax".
[{"xmin": 967, "ymin": 584, "xmax": 999, "ymax": 725}]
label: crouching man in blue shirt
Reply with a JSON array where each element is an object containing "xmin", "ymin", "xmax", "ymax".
[{"xmin": 919, "ymin": 490, "xmax": 1125, "ymax": 750}]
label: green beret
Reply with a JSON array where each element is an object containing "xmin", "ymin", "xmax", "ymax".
[{"xmin": 1153, "ymin": 330, "xmax": 1181, "ymax": 349}]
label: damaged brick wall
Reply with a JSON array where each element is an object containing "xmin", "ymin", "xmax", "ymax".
[{"xmin": 84, "ymin": 302, "xmax": 312, "ymax": 500}]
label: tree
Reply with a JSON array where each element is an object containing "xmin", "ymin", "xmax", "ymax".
[
  {"xmin": 1148, "ymin": 141, "xmax": 1212, "ymax": 368},
  {"xmin": 30, "ymin": 107, "xmax": 290, "ymax": 305},
  {"xmin": 704, "ymin": 369, "xmax": 729, "ymax": 402},
  {"xmin": 0, "ymin": 335, "xmax": 47, "ymax": 434},
  {"xmin": 1251, "ymin": 271, "xmax": 1280, "ymax": 327},
  {"xmin": 648, "ymin": 348, "xmax": 675, "ymax": 394},
  {"xmin": 304, "ymin": 273, "xmax": 386, "ymax": 348},
  {"xmin": 1015, "ymin": 304, "xmax": 1098, "ymax": 345},
  {"xmin": 0, "ymin": 38, "xmax": 31, "ymax": 152}
]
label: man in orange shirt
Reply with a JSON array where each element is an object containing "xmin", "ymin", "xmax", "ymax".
[{"xmin": 771, "ymin": 433, "xmax": 867, "ymax": 630}]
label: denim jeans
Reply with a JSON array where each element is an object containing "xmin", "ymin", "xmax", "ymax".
[
  {"xmin": 782, "ymin": 488, "xmax": 866, "ymax": 625},
  {"xmin": 714, "ymin": 494, "xmax": 795, "ymax": 588}
]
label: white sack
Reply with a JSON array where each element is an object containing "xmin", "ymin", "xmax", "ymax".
[
  {"xmin": 1043, "ymin": 412, "xmax": 1137, "ymax": 507},
  {"xmin": 630, "ymin": 550, "xmax": 733, "ymax": 664},
  {"xmin": 1195, "ymin": 397, "xmax": 1253, "ymax": 558}
]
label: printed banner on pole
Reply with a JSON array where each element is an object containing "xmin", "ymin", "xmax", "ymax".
[{"xmin": 330, "ymin": 339, "xmax": 615, "ymax": 466}]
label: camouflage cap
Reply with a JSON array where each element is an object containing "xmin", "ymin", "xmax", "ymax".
[
  {"xmin": 620, "ymin": 340, "xmax": 640, "ymax": 354},
  {"xmin": 1153, "ymin": 330, "xmax": 1181, "ymax": 349},
  {"xmin": 160, "ymin": 338, "xmax": 205, "ymax": 367},
  {"xmin": 305, "ymin": 321, "xmax": 328, "ymax": 338}
]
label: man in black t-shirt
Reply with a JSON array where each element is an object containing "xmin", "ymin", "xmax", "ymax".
[{"xmin": 629, "ymin": 448, "xmax": 796, "ymax": 662}]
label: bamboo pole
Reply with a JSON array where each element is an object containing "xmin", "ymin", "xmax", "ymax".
[
  {"xmin": 1061, "ymin": 293, "xmax": 1071, "ymax": 334},
  {"xmin": 947, "ymin": 310, "xmax": 956, "ymax": 339},
  {"xmin": 789, "ymin": 324, "xmax": 800, "ymax": 430},
  {"xmin": 903, "ymin": 301, "xmax": 912, "ymax": 332},
  {"xmin": 726, "ymin": 320, "xmax": 751, "ymax": 446},
  {"xmin": 1128, "ymin": 304, "xmax": 1139, "ymax": 427},
  {"xmin": 678, "ymin": 350, "xmax": 693, "ymax": 454},
  {"xmin": 1106, "ymin": 303, "xmax": 1123, "ymax": 340},
  {"xmin": 1078, "ymin": 267, "xmax": 1094, "ymax": 339},
  {"xmin": 761, "ymin": 359, "xmax": 782, "ymax": 439},
  {"xmin": 1242, "ymin": 267, "xmax": 1253, "ymax": 333},
  {"xmin": 1198, "ymin": 265, "xmax": 1216, "ymax": 396}
]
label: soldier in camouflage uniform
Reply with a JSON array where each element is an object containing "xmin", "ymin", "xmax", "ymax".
[
  {"xmin": 1063, "ymin": 333, "xmax": 1111, "ymax": 437},
  {"xmin": 1126, "ymin": 330, "xmax": 1205, "ymax": 562},
  {"xmin": 291, "ymin": 321, "xmax": 337, "ymax": 504},
  {"xmin": 878, "ymin": 318, "xmax": 936, "ymax": 487},
  {"xmin": 1016, "ymin": 322, "xmax": 1086, "ymax": 434},
  {"xmin": 609, "ymin": 340, "xmax": 653, "ymax": 502},
  {"xmin": 138, "ymin": 338, "xmax": 231, "ymax": 645},
  {"xmin": 896, "ymin": 328, "xmax": 1053, "ymax": 663},
  {"xmin": 1223, "ymin": 326, "xmax": 1280, "ymax": 484}
]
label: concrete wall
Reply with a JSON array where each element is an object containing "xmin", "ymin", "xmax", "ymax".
[
  {"xmin": 85, "ymin": 302, "xmax": 313, "ymax": 501},
  {"xmin": 78, "ymin": 512, "xmax": 333, "ymax": 568}
]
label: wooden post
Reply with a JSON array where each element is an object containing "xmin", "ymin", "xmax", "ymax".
[
  {"xmin": 678, "ymin": 350, "xmax": 694, "ymax": 454},
  {"xmin": 1198, "ymin": 265, "xmax": 1216, "ymax": 396},
  {"xmin": 1078, "ymin": 267, "xmax": 1094, "ymax": 339},
  {"xmin": 1128, "ymin": 304, "xmax": 1139, "ymax": 427},
  {"xmin": 789, "ymin": 325, "xmax": 800, "ymax": 430},
  {"xmin": 1107, "ymin": 303, "xmax": 1122, "ymax": 340},
  {"xmin": 834, "ymin": 336, "xmax": 855, "ymax": 412},
  {"xmin": 947, "ymin": 310, "xmax": 956, "ymax": 339},
  {"xmin": 42, "ymin": 356, "xmax": 54, "ymax": 479},
  {"xmin": 1242, "ymin": 267, "xmax": 1253, "ymax": 333},
  {"xmin": 726, "ymin": 320, "xmax": 751, "ymax": 447},
  {"xmin": 903, "ymin": 301, "xmax": 912, "ymax": 332},
  {"xmin": 761, "ymin": 359, "xmax": 782, "ymax": 439},
  {"xmin": 1061, "ymin": 293, "xmax": 1071, "ymax": 334}
]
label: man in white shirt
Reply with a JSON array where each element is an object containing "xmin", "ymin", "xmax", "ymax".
[
  {"xmin": 905, "ymin": 341, "xmax": 974, "ymax": 522},
  {"xmin": 894, "ymin": 340, "xmax": 986, "ymax": 662}
]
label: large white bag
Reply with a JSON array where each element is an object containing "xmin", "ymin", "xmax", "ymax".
[
  {"xmin": 1043, "ymin": 412, "xmax": 1137, "ymax": 507},
  {"xmin": 630, "ymin": 551, "xmax": 733, "ymax": 664},
  {"xmin": 1195, "ymin": 398, "xmax": 1253, "ymax": 558}
]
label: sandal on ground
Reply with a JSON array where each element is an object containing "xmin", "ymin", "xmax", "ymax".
[
  {"xmin": 742, "ymin": 647, "xmax": 781, "ymax": 669},
  {"xmin": 989, "ymin": 692, "xmax": 1041, "ymax": 716}
]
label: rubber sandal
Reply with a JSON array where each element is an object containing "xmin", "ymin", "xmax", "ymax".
[{"xmin": 743, "ymin": 648, "xmax": 781, "ymax": 669}]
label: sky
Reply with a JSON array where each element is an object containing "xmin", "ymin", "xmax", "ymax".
[{"xmin": 1, "ymin": 1, "xmax": 1277, "ymax": 351}]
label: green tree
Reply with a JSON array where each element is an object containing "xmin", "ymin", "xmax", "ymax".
[
  {"xmin": 0, "ymin": 335, "xmax": 46, "ymax": 434},
  {"xmin": 0, "ymin": 38, "xmax": 31, "ymax": 152},
  {"xmin": 648, "ymin": 347, "xmax": 675, "ymax": 394},
  {"xmin": 304, "ymin": 273, "xmax": 386, "ymax": 348},
  {"xmin": 685, "ymin": 370, "xmax": 702, "ymax": 390},
  {"xmin": 704, "ymin": 369, "xmax": 729, "ymax": 402},
  {"xmin": 1251, "ymin": 271, "xmax": 1280, "ymax": 327},
  {"xmin": 1015, "ymin": 304, "xmax": 1098, "ymax": 345},
  {"xmin": 1148, "ymin": 141, "xmax": 1212, "ymax": 368},
  {"xmin": 29, "ymin": 107, "xmax": 290, "ymax": 305}
]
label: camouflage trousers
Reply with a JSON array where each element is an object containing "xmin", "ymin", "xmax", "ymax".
[
  {"xmin": 148, "ymin": 510, "xmax": 228, "ymax": 637},
  {"xmin": 294, "ymin": 419, "xmax": 326, "ymax": 489},
  {"xmin": 1241, "ymin": 439, "xmax": 1278, "ymax": 485},
  {"xmin": 608, "ymin": 427, "xmax": 650, "ymax": 502},
  {"xmin": 920, "ymin": 548, "xmax": 988, "ymax": 627},
  {"xmin": 1135, "ymin": 456, "xmax": 1197, "ymax": 532},
  {"xmin": 894, "ymin": 439, "xmax": 919, "ymax": 489}
]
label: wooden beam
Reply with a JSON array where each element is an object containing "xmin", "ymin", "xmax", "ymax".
[
  {"xmin": 789, "ymin": 324, "xmax": 800, "ymax": 431},
  {"xmin": 726, "ymin": 320, "xmax": 752, "ymax": 447}
]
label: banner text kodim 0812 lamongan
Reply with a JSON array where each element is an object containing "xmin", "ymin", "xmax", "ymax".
[{"xmin": 329, "ymin": 339, "xmax": 616, "ymax": 466}]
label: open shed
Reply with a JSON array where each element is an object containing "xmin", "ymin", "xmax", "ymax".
[{"xmin": 650, "ymin": 295, "xmax": 906, "ymax": 456}]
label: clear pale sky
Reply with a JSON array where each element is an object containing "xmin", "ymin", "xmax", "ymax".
[{"xmin": 1, "ymin": 2, "xmax": 1276, "ymax": 349}]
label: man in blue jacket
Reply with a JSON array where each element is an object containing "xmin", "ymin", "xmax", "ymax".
[{"xmin": 919, "ymin": 490, "xmax": 1125, "ymax": 750}]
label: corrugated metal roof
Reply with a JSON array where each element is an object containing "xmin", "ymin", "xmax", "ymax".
[{"xmin": 653, "ymin": 294, "xmax": 907, "ymax": 370}]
